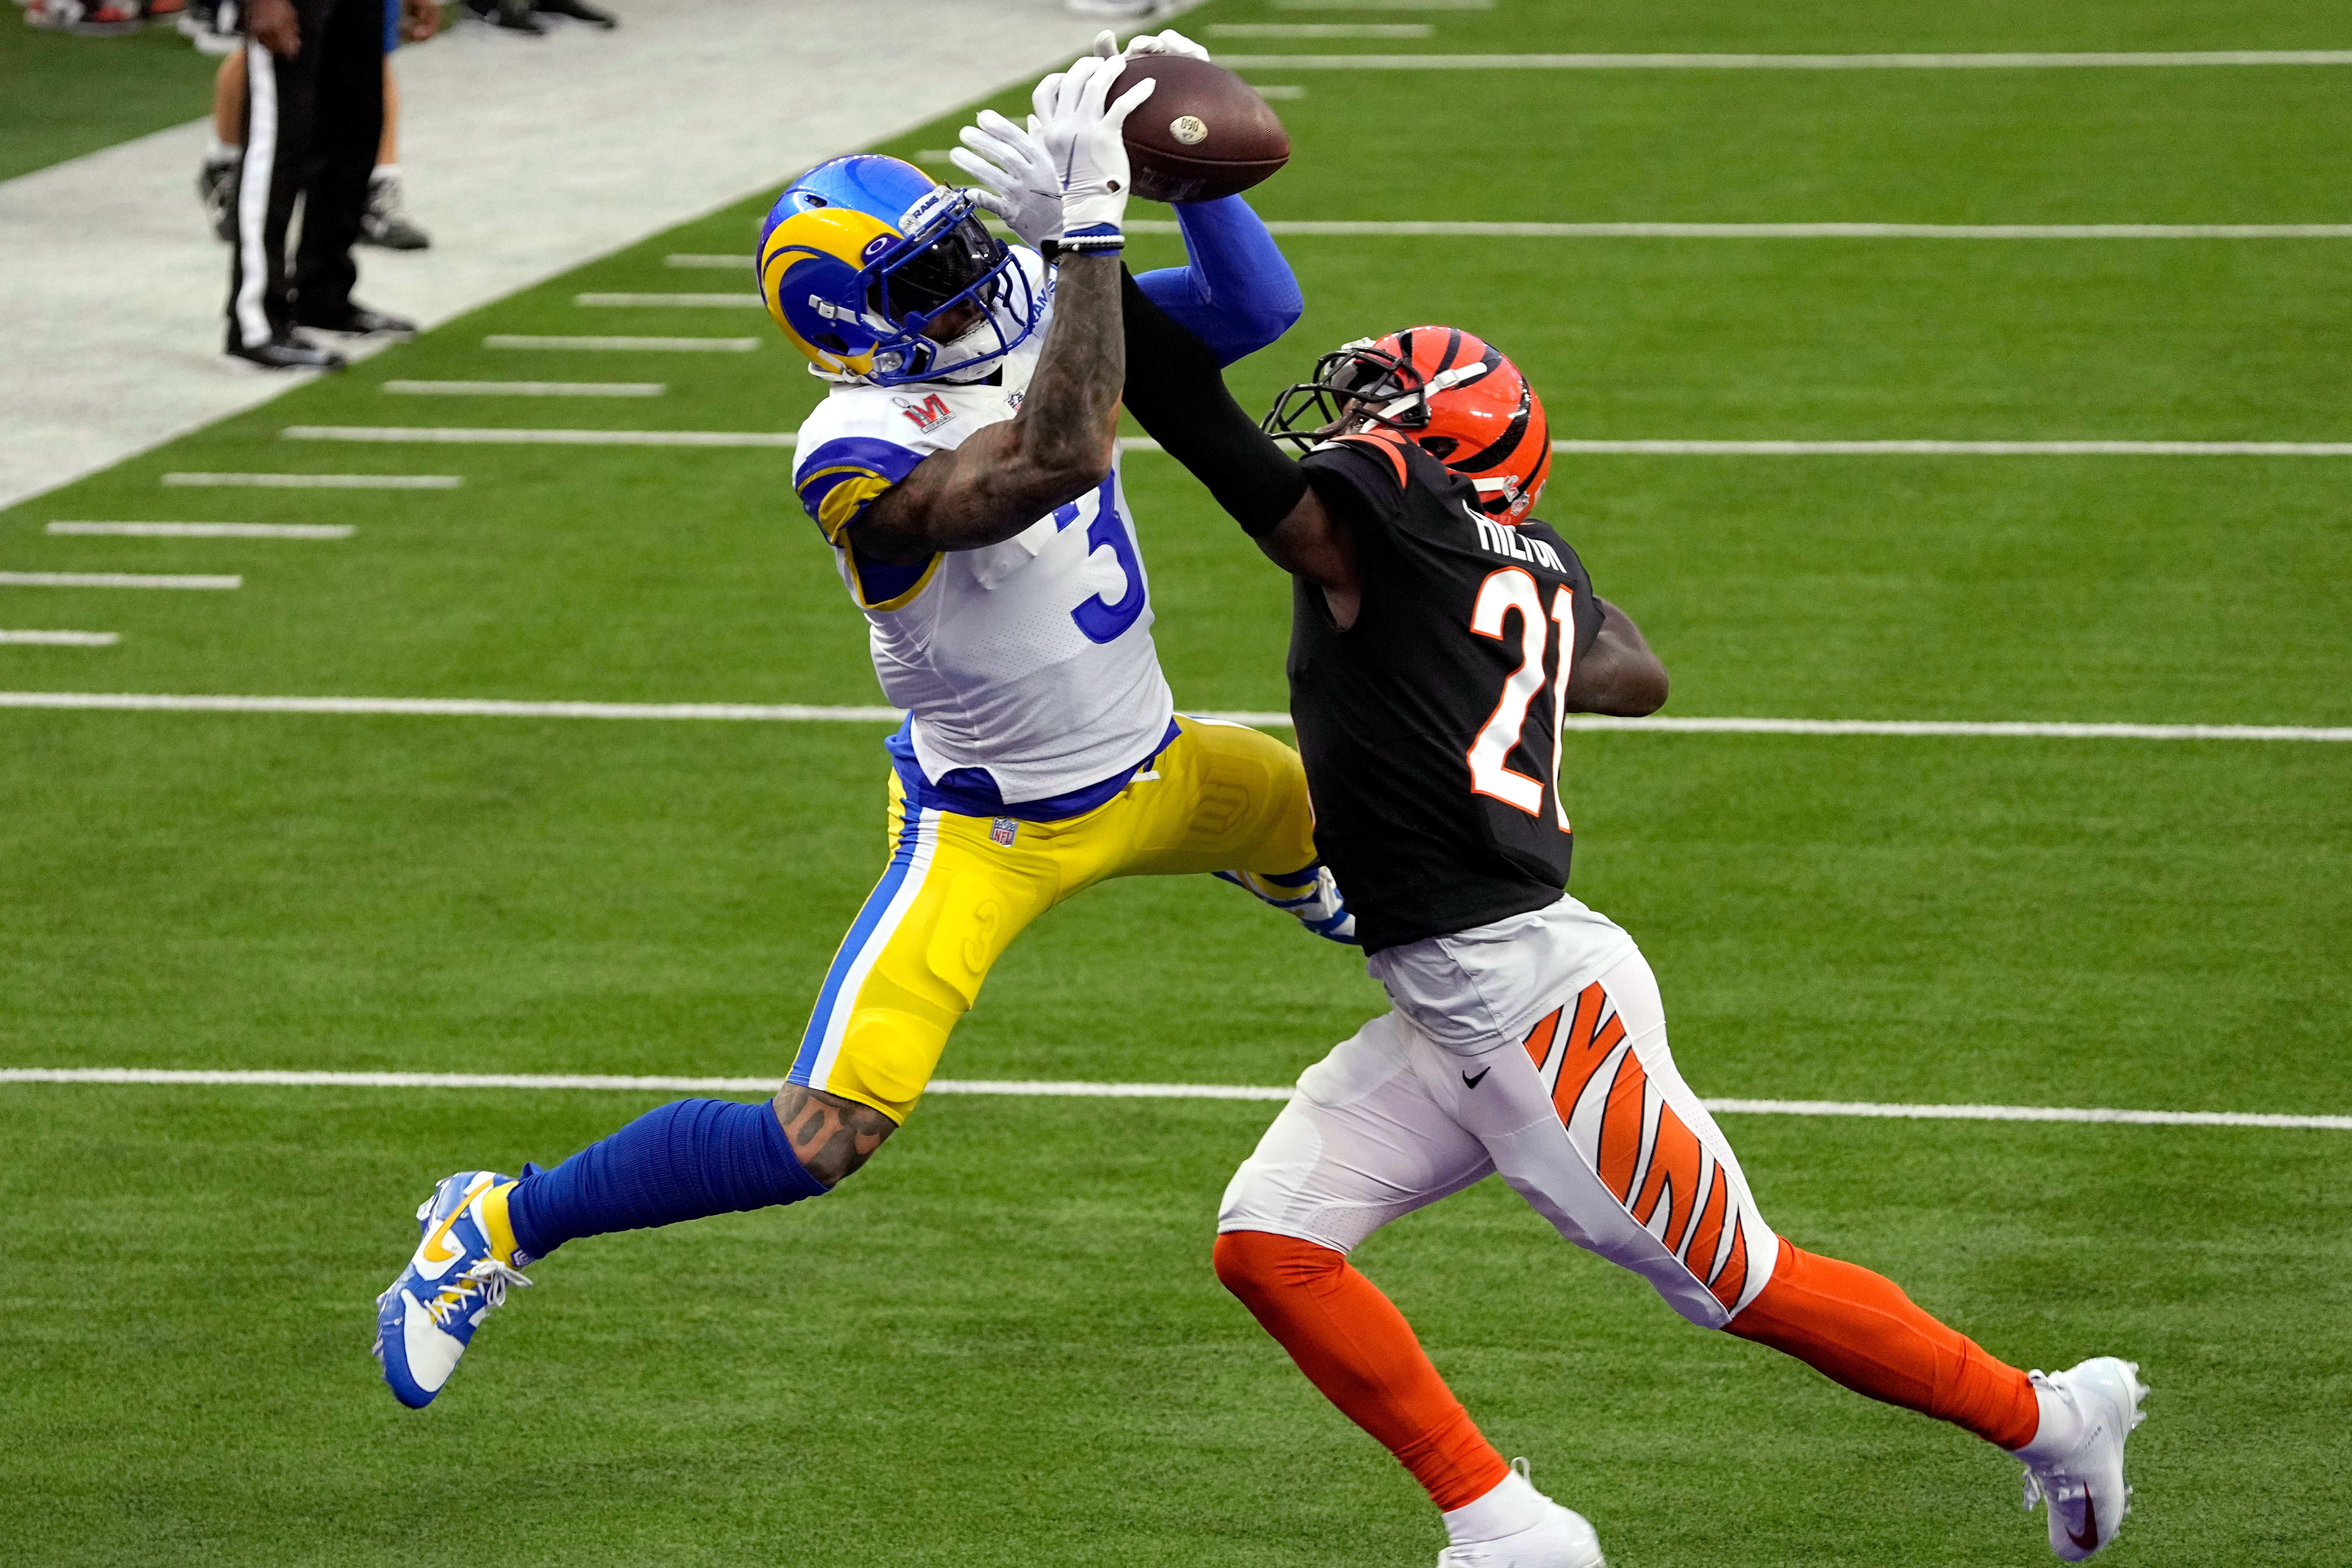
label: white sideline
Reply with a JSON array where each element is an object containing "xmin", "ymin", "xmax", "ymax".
[
  {"xmin": 0, "ymin": 572, "xmax": 239, "ymax": 590},
  {"xmin": 0, "ymin": 692, "xmax": 2345, "ymax": 741},
  {"xmin": 47, "ymin": 522, "xmax": 352, "ymax": 539},
  {"xmin": 1217, "ymin": 50, "xmax": 2352, "ymax": 70},
  {"xmin": 271, "ymin": 430, "xmax": 2352, "ymax": 457},
  {"xmin": 161, "ymin": 473, "xmax": 461, "ymax": 489},
  {"xmin": 0, "ymin": 631, "xmax": 118, "ymax": 646},
  {"xmin": 4, "ymin": 1067, "xmax": 2345, "ymax": 1130},
  {"xmin": 383, "ymin": 381, "xmax": 667, "ymax": 398},
  {"xmin": 483, "ymin": 335, "xmax": 759, "ymax": 352},
  {"xmin": 1120, "ymin": 221, "xmax": 2352, "ymax": 240}
]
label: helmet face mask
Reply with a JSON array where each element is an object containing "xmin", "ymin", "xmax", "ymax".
[
  {"xmin": 759, "ymin": 157, "xmax": 1045, "ymax": 386},
  {"xmin": 1262, "ymin": 339, "xmax": 1426, "ymax": 448},
  {"xmin": 1263, "ymin": 327, "xmax": 1551, "ymax": 521}
]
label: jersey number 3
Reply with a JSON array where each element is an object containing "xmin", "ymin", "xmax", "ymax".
[
  {"xmin": 1466, "ymin": 566, "xmax": 1576, "ymax": 829},
  {"xmin": 1065, "ymin": 475, "xmax": 1148, "ymax": 645}
]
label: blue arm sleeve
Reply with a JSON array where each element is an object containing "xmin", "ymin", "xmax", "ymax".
[{"xmin": 1133, "ymin": 196, "xmax": 1304, "ymax": 367}]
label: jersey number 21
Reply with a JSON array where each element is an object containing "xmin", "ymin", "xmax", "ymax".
[{"xmin": 1466, "ymin": 566, "xmax": 1576, "ymax": 830}]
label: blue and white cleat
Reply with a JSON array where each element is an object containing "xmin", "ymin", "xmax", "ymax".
[
  {"xmin": 1215, "ymin": 862, "xmax": 1358, "ymax": 944},
  {"xmin": 373, "ymin": 1170, "xmax": 533, "ymax": 1409}
]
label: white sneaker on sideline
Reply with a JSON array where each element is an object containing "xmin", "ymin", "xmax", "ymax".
[{"xmin": 2017, "ymin": 1357, "xmax": 2149, "ymax": 1560}]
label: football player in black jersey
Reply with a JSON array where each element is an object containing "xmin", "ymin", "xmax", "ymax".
[{"xmin": 1119, "ymin": 284, "xmax": 2146, "ymax": 1567}]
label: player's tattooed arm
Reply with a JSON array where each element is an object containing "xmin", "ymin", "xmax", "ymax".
[
  {"xmin": 770, "ymin": 1085, "xmax": 899, "ymax": 1186},
  {"xmin": 848, "ymin": 255, "xmax": 1125, "ymax": 567},
  {"xmin": 1563, "ymin": 597, "xmax": 1669, "ymax": 717}
]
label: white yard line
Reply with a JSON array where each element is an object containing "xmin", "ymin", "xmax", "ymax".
[
  {"xmin": 161, "ymin": 472, "xmax": 461, "ymax": 488},
  {"xmin": 0, "ymin": 572, "xmax": 239, "ymax": 590},
  {"xmin": 1547, "ymin": 439, "xmax": 2352, "ymax": 455},
  {"xmin": 0, "ymin": 630, "xmax": 118, "ymax": 646},
  {"xmin": 1554, "ymin": 715, "xmax": 2352, "ymax": 741},
  {"xmin": 1217, "ymin": 50, "xmax": 2352, "ymax": 70},
  {"xmin": 3, "ymin": 1067, "xmax": 2344, "ymax": 1131},
  {"xmin": 483, "ymin": 335, "xmax": 759, "ymax": 352},
  {"xmin": 0, "ymin": 692, "xmax": 903, "ymax": 720},
  {"xmin": 1209, "ymin": 23, "xmax": 1432, "ymax": 36},
  {"xmin": 1119, "ymin": 220, "xmax": 2352, "ymax": 240},
  {"xmin": 383, "ymin": 381, "xmax": 667, "ymax": 397},
  {"xmin": 48, "ymin": 522, "xmax": 352, "ymax": 539},
  {"xmin": 267, "ymin": 430, "xmax": 2352, "ymax": 456},
  {"xmin": 283, "ymin": 426, "xmax": 796, "ymax": 448},
  {"xmin": 576, "ymin": 292, "xmax": 763, "ymax": 308},
  {"xmin": 0, "ymin": 691, "xmax": 2343, "ymax": 741},
  {"xmin": 1275, "ymin": 0, "xmax": 1491, "ymax": 8}
]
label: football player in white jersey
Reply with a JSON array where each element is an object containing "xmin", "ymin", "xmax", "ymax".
[{"xmin": 372, "ymin": 34, "xmax": 1349, "ymax": 1411}]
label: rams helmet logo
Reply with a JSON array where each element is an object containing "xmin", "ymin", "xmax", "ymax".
[{"xmin": 755, "ymin": 154, "xmax": 1044, "ymax": 387}]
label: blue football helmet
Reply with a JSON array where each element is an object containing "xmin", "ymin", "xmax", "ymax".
[{"xmin": 756, "ymin": 154, "xmax": 1044, "ymax": 386}]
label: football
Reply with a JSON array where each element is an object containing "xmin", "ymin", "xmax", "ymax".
[{"xmin": 1113, "ymin": 55, "xmax": 1291, "ymax": 205}]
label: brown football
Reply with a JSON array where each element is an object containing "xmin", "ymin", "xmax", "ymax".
[{"xmin": 1112, "ymin": 55, "xmax": 1290, "ymax": 205}]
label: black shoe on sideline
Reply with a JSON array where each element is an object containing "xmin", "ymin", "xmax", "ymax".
[
  {"xmin": 221, "ymin": 332, "xmax": 348, "ymax": 373},
  {"xmin": 198, "ymin": 157, "xmax": 239, "ymax": 244},
  {"xmin": 295, "ymin": 303, "xmax": 417, "ymax": 338},
  {"xmin": 467, "ymin": 0, "xmax": 543, "ymax": 33},
  {"xmin": 535, "ymin": 0, "xmax": 617, "ymax": 25},
  {"xmin": 359, "ymin": 173, "xmax": 432, "ymax": 251}
]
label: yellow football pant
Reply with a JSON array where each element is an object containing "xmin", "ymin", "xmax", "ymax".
[{"xmin": 787, "ymin": 716, "xmax": 1320, "ymax": 1122}]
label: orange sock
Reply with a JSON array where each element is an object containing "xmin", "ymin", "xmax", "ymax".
[
  {"xmin": 1214, "ymin": 1230, "xmax": 1511, "ymax": 1510},
  {"xmin": 1727, "ymin": 1239, "xmax": 2039, "ymax": 1449}
]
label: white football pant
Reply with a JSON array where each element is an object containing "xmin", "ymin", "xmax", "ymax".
[{"xmin": 1220, "ymin": 894, "xmax": 1781, "ymax": 1328}]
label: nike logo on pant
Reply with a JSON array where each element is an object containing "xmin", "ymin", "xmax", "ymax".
[{"xmin": 1462, "ymin": 1066, "xmax": 1492, "ymax": 1088}]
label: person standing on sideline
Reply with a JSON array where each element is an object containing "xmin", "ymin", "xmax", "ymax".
[
  {"xmin": 224, "ymin": 0, "xmax": 436, "ymax": 370},
  {"xmin": 199, "ymin": 4, "xmax": 433, "ymax": 252}
]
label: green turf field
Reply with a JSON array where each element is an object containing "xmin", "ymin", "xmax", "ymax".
[
  {"xmin": 1, "ymin": 13, "xmax": 224, "ymax": 183},
  {"xmin": 4, "ymin": 1, "xmax": 2349, "ymax": 1563}
]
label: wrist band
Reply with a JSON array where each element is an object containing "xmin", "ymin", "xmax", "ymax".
[{"xmin": 1047, "ymin": 222, "xmax": 1126, "ymax": 259}]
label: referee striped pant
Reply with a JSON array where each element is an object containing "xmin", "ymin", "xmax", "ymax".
[{"xmin": 227, "ymin": 0, "xmax": 382, "ymax": 349}]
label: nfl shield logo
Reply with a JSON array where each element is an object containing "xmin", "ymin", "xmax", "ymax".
[{"xmin": 990, "ymin": 817, "xmax": 1018, "ymax": 847}]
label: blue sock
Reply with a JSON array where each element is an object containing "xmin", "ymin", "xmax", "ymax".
[{"xmin": 505, "ymin": 1097, "xmax": 828, "ymax": 1261}]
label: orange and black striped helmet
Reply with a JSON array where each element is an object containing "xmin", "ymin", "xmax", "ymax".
[{"xmin": 1263, "ymin": 325, "xmax": 1550, "ymax": 520}]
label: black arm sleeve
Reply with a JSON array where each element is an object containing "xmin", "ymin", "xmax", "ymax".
[{"xmin": 1120, "ymin": 268, "xmax": 1309, "ymax": 537}]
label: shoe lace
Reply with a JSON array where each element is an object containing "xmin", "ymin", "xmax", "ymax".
[{"xmin": 423, "ymin": 1257, "xmax": 532, "ymax": 1328}]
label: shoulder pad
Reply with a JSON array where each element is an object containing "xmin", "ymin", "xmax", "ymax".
[{"xmin": 1313, "ymin": 428, "xmax": 1415, "ymax": 489}]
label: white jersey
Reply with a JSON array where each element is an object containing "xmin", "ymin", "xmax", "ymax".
[{"xmin": 790, "ymin": 276, "xmax": 1174, "ymax": 809}]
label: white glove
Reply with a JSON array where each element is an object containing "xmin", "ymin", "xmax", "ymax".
[
  {"xmin": 951, "ymin": 110, "xmax": 1064, "ymax": 249},
  {"xmin": 1030, "ymin": 54, "xmax": 1156, "ymax": 251},
  {"xmin": 1091, "ymin": 27, "xmax": 1210, "ymax": 62}
]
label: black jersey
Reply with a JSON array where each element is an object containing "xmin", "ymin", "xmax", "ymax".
[{"xmin": 1288, "ymin": 431, "xmax": 1604, "ymax": 954}]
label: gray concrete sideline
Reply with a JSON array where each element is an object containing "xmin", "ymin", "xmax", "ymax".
[{"xmin": 0, "ymin": 0, "xmax": 1107, "ymax": 511}]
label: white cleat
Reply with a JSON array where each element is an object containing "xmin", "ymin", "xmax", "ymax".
[
  {"xmin": 2018, "ymin": 1357, "xmax": 2150, "ymax": 1560},
  {"xmin": 1437, "ymin": 1463, "xmax": 1605, "ymax": 1568}
]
